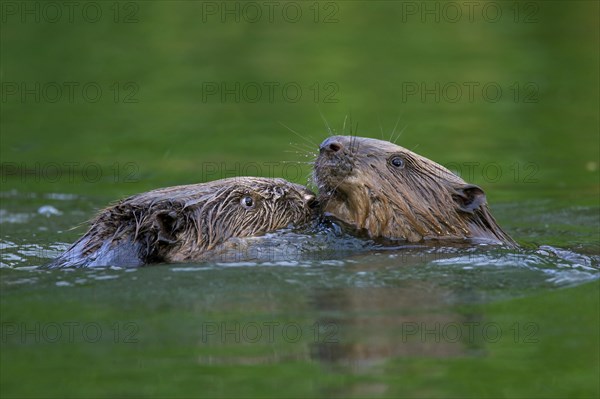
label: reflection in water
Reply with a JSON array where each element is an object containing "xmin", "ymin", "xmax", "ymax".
[{"xmin": 308, "ymin": 284, "xmax": 484, "ymax": 371}]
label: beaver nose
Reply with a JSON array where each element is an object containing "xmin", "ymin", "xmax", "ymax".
[{"xmin": 319, "ymin": 137, "xmax": 343, "ymax": 154}]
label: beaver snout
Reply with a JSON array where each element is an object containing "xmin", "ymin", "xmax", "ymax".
[
  {"xmin": 319, "ymin": 137, "xmax": 343, "ymax": 154},
  {"xmin": 315, "ymin": 137, "xmax": 355, "ymax": 186}
]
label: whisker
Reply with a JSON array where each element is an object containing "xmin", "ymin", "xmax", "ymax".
[
  {"xmin": 288, "ymin": 141, "xmax": 314, "ymax": 150},
  {"xmin": 283, "ymin": 155, "xmax": 318, "ymax": 164},
  {"xmin": 281, "ymin": 159, "xmax": 316, "ymax": 166},
  {"xmin": 285, "ymin": 149, "xmax": 316, "ymax": 162},
  {"xmin": 283, "ymin": 148, "xmax": 317, "ymax": 156},
  {"xmin": 351, "ymin": 121, "xmax": 359, "ymax": 154},
  {"xmin": 348, "ymin": 114, "xmax": 353, "ymax": 135},
  {"xmin": 392, "ymin": 125, "xmax": 407, "ymax": 144},
  {"xmin": 288, "ymin": 141, "xmax": 317, "ymax": 154},
  {"xmin": 304, "ymin": 171, "xmax": 316, "ymax": 188},
  {"xmin": 316, "ymin": 106, "xmax": 333, "ymax": 136},
  {"xmin": 320, "ymin": 174, "xmax": 348, "ymax": 214},
  {"xmin": 279, "ymin": 122, "xmax": 318, "ymax": 147},
  {"xmin": 390, "ymin": 112, "xmax": 406, "ymax": 144},
  {"xmin": 283, "ymin": 149, "xmax": 311, "ymax": 155}
]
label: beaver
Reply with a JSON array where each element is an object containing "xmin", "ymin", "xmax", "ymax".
[
  {"xmin": 313, "ymin": 135, "xmax": 516, "ymax": 247},
  {"xmin": 49, "ymin": 177, "xmax": 318, "ymax": 268}
]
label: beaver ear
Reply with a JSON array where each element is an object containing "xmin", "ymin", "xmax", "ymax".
[
  {"xmin": 453, "ymin": 184, "xmax": 487, "ymax": 214},
  {"xmin": 271, "ymin": 186, "xmax": 285, "ymax": 200},
  {"xmin": 155, "ymin": 211, "xmax": 181, "ymax": 244}
]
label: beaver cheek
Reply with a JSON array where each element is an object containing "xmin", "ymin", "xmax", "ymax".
[
  {"xmin": 345, "ymin": 187, "xmax": 371, "ymax": 229},
  {"xmin": 322, "ymin": 199, "xmax": 353, "ymax": 227},
  {"xmin": 363, "ymin": 196, "xmax": 390, "ymax": 237}
]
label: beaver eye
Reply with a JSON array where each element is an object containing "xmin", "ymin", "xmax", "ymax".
[
  {"xmin": 240, "ymin": 196, "xmax": 254, "ymax": 208},
  {"xmin": 390, "ymin": 156, "xmax": 405, "ymax": 168},
  {"xmin": 272, "ymin": 186, "xmax": 285, "ymax": 199}
]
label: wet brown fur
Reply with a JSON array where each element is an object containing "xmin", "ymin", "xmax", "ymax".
[
  {"xmin": 53, "ymin": 177, "xmax": 317, "ymax": 267},
  {"xmin": 313, "ymin": 136, "xmax": 516, "ymax": 246}
]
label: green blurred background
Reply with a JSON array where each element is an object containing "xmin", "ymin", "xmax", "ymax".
[
  {"xmin": 1, "ymin": 1, "xmax": 599, "ymax": 398},
  {"xmin": 1, "ymin": 1, "xmax": 598, "ymax": 204}
]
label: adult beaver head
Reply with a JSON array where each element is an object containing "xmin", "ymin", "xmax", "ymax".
[
  {"xmin": 51, "ymin": 177, "xmax": 318, "ymax": 267},
  {"xmin": 313, "ymin": 136, "xmax": 516, "ymax": 246}
]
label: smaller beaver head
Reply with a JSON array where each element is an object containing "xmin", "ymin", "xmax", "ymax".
[
  {"xmin": 73, "ymin": 177, "xmax": 320, "ymax": 265},
  {"xmin": 143, "ymin": 177, "xmax": 318, "ymax": 259},
  {"xmin": 313, "ymin": 136, "xmax": 515, "ymax": 245},
  {"xmin": 198, "ymin": 177, "xmax": 318, "ymax": 244}
]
